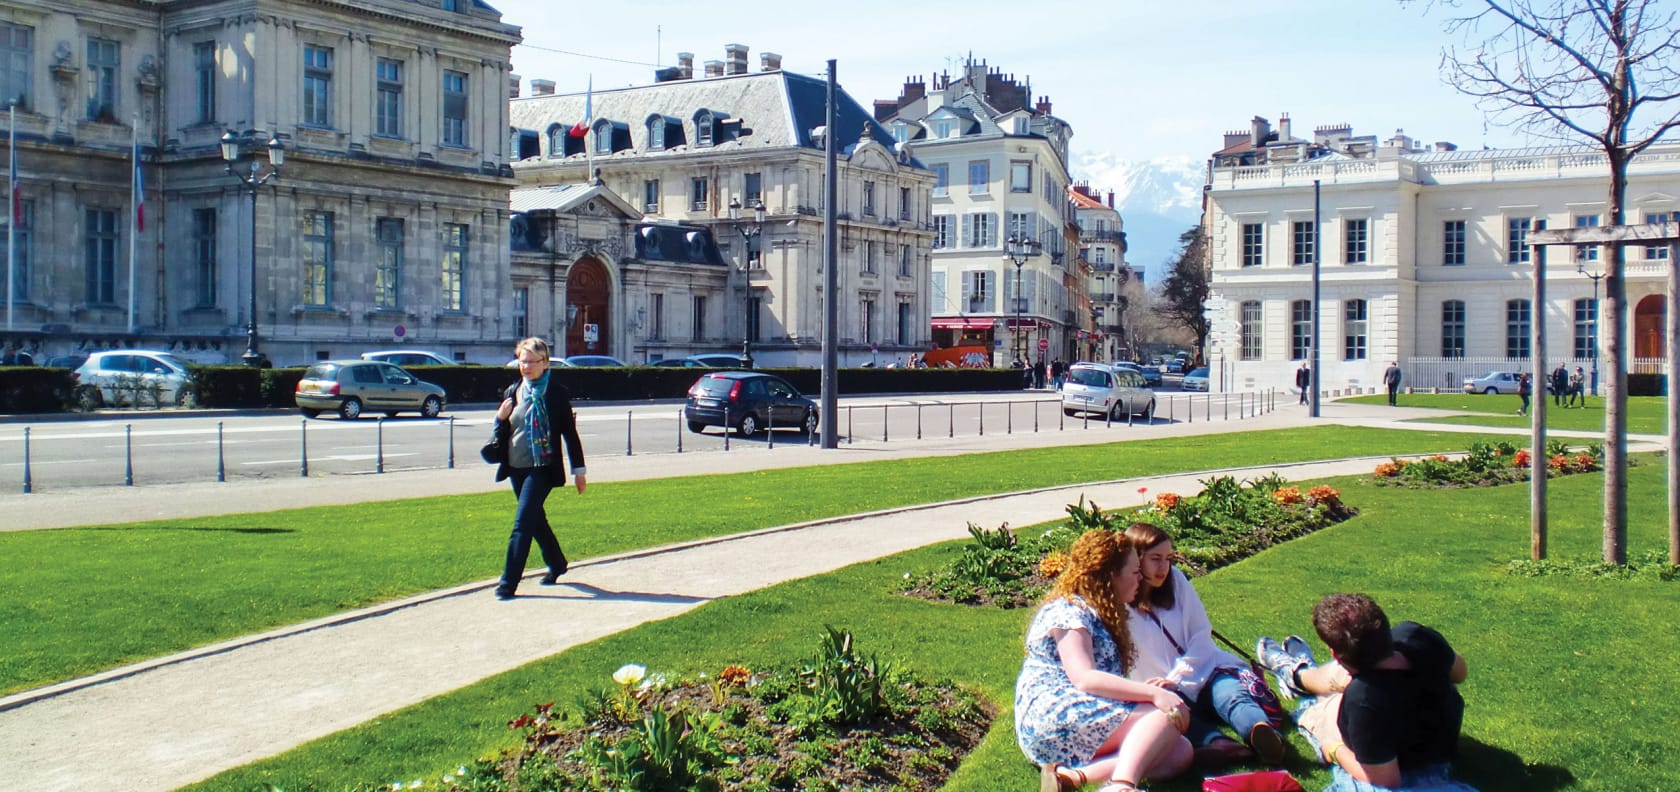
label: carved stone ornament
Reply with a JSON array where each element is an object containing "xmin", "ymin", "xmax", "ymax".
[{"xmin": 137, "ymin": 55, "xmax": 162, "ymax": 92}]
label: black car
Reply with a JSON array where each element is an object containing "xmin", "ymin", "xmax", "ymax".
[{"xmin": 684, "ymin": 371, "xmax": 817, "ymax": 436}]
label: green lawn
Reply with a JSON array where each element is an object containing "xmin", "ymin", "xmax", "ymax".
[
  {"xmin": 1341, "ymin": 393, "xmax": 1668, "ymax": 434},
  {"xmin": 0, "ymin": 426, "xmax": 1500, "ymax": 695},
  {"xmin": 190, "ymin": 460, "xmax": 1679, "ymax": 792}
]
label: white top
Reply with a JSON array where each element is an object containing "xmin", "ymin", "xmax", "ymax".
[{"xmin": 1125, "ymin": 567, "xmax": 1247, "ymax": 699}]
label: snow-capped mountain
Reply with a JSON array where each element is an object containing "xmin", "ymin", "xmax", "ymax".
[{"xmin": 1070, "ymin": 152, "xmax": 1205, "ymax": 281}]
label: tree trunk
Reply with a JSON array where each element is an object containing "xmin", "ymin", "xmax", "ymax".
[
  {"xmin": 1669, "ymin": 237, "xmax": 1679, "ymax": 565},
  {"xmin": 1604, "ymin": 155, "xmax": 1629, "ymax": 565}
]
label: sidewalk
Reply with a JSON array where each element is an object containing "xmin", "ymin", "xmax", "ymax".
[{"xmin": 0, "ymin": 401, "xmax": 1651, "ymax": 791}]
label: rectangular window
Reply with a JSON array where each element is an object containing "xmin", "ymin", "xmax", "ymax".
[
  {"xmin": 746, "ymin": 294, "xmax": 762, "ymax": 343},
  {"xmin": 931, "ymin": 270, "xmax": 946, "ymax": 313},
  {"xmin": 963, "ymin": 213, "xmax": 995, "ymax": 248},
  {"xmin": 1291, "ymin": 300, "xmax": 1312, "ymax": 360},
  {"xmin": 85, "ymin": 208, "xmax": 118, "ymax": 304},
  {"xmin": 376, "ymin": 58, "xmax": 403, "ymax": 138},
  {"xmin": 1506, "ymin": 299, "xmax": 1531, "ymax": 358},
  {"xmin": 1442, "ymin": 220, "xmax": 1466, "ymax": 265},
  {"xmin": 1574, "ymin": 298, "xmax": 1598, "ymax": 359},
  {"xmin": 1010, "ymin": 161, "xmax": 1031, "ymax": 193},
  {"xmin": 897, "ymin": 302, "xmax": 912, "ymax": 345},
  {"xmin": 86, "ymin": 38, "xmax": 119, "ymax": 120},
  {"xmin": 1291, "ymin": 220, "xmax": 1315, "ymax": 266},
  {"xmin": 642, "ymin": 179, "xmax": 659, "ymax": 213},
  {"xmin": 650, "ymin": 293, "xmax": 664, "ymax": 340},
  {"xmin": 862, "ymin": 241, "xmax": 877, "ymax": 275},
  {"xmin": 1507, "ymin": 217, "xmax": 1531, "ymax": 264},
  {"xmin": 0, "ymin": 23, "xmax": 31, "ymax": 111},
  {"xmin": 862, "ymin": 181, "xmax": 875, "ymax": 215},
  {"xmin": 1240, "ymin": 300, "xmax": 1262, "ymax": 361},
  {"xmin": 899, "ymin": 243, "xmax": 913, "ymax": 277},
  {"xmin": 934, "ymin": 119, "xmax": 953, "ymax": 139},
  {"xmin": 931, "ymin": 163, "xmax": 948, "ymax": 197},
  {"xmin": 512, "ymin": 287, "xmax": 529, "ymax": 338},
  {"xmin": 192, "ymin": 208, "xmax": 216, "ymax": 307},
  {"xmin": 1646, "ymin": 211, "xmax": 1675, "ymax": 259},
  {"xmin": 441, "ymin": 223, "xmax": 467, "ymax": 311},
  {"xmin": 1241, "ymin": 223, "xmax": 1263, "ymax": 267},
  {"xmin": 899, "ymin": 186, "xmax": 911, "ymax": 221},
  {"xmin": 301, "ymin": 211, "xmax": 333, "ymax": 306},
  {"xmin": 0, "ymin": 200, "xmax": 30, "ymax": 301},
  {"xmin": 968, "ymin": 160, "xmax": 989, "ymax": 195},
  {"xmin": 1007, "ymin": 210, "xmax": 1033, "ymax": 244},
  {"xmin": 691, "ymin": 295, "xmax": 706, "ymax": 341},
  {"xmin": 193, "ymin": 42, "xmax": 216, "ymax": 125},
  {"xmin": 1574, "ymin": 215, "xmax": 1600, "ymax": 261},
  {"xmin": 1441, "ymin": 300, "xmax": 1465, "ymax": 358},
  {"xmin": 932, "ymin": 215, "xmax": 951, "ymax": 249},
  {"xmin": 743, "ymin": 172, "xmax": 762, "ymax": 205},
  {"xmin": 442, "ymin": 70, "xmax": 467, "ymax": 146},
  {"xmin": 1343, "ymin": 218, "xmax": 1368, "ymax": 264},
  {"xmin": 303, "ymin": 45, "xmax": 333, "ymax": 127},
  {"xmin": 860, "ymin": 296, "xmax": 876, "ymax": 344},
  {"xmin": 690, "ymin": 176, "xmax": 708, "ymax": 211},
  {"xmin": 964, "ymin": 270, "xmax": 992, "ymax": 313},
  {"xmin": 1343, "ymin": 299, "xmax": 1368, "ymax": 360},
  {"xmin": 375, "ymin": 218, "xmax": 403, "ymax": 309}
]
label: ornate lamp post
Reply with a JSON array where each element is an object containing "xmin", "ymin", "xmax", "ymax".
[
  {"xmin": 728, "ymin": 196, "xmax": 766, "ymax": 359},
  {"xmin": 1003, "ymin": 234, "xmax": 1041, "ymax": 365},
  {"xmin": 1578, "ymin": 260, "xmax": 1606, "ymax": 396},
  {"xmin": 221, "ymin": 131, "xmax": 284, "ymax": 367}
]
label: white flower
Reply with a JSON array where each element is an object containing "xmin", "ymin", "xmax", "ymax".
[{"xmin": 613, "ymin": 663, "xmax": 647, "ymax": 686}]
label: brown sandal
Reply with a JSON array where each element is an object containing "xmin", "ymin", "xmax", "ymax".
[{"xmin": 1040, "ymin": 762, "xmax": 1089, "ymax": 792}]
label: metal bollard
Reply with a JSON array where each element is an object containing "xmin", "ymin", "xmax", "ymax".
[
  {"xmin": 1127, "ymin": 403, "xmax": 1133, "ymax": 427},
  {"xmin": 1007, "ymin": 401, "xmax": 1013, "ymax": 434},
  {"xmin": 916, "ymin": 404, "xmax": 923, "ymax": 440},
  {"xmin": 1058, "ymin": 403, "xmax": 1064, "ymax": 431},
  {"xmin": 1187, "ymin": 394, "xmax": 1192, "ymax": 423},
  {"xmin": 1224, "ymin": 393, "xmax": 1229, "ymax": 421},
  {"xmin": 626, "ymin": 410, "xmax": 634, "ymax": 456},
  {"xmin": 217, "ymin": 421, "xmax": 226, "ymax": 482},
  {"xmin": 677, "ymin": 409, "xmax": 684, "ymax": 453},
  {"xmin": 1083, "ymin": 408, "xmax": 1089, "ymax": 430},
  {"xmin": 22, "ymin": 426, "xmax": 31, "ymax": 493},
  {"xmin": 1205, "ymin": 393, "xmax": 1211, "ymax": 422},
  {"xmin": 847, "ymin": 405, "xmax": 854, "ymax": 444},
  {"xmin": 1168, "ymin": 394, "xmax": 1174, "ymax": 423},
  {"xmin": 1105, "ymin": 403, "xmax": 1112, "ymax": 428},
  {"xmin": 1034, "ymin": 400, "xmax": 1040, "ymax": 432},
  {"xmin": 948, "ymin": 403, "xmax": 955, "ymax": 438},
  {"xmin": 300, "ymin": 419, "xmax": 309, "ymax": 477},
  {"xmin": 376, "ymin": 418, "xmax": 385, "ymax": 474},
  {"xmin": 723, "ymin": 407, "xmax": 731, "ymax": 451},
  {"xmin": 125, "ymin": 424, "xmax": 133, "ymax": 486},
  {"xmin": 978, "ymin": 401, "xmax": 985, "ymax": 436},
  {"xmin": 883, "ymin": 404, "xmax": 889, "ymax": 443},
  {"xmin": 447, "ymin": 416, "xmax": 456, "ymax": 468},
  {"xmin": 767, "ymin": 406, "xmax": 775, "ymax": 450}
]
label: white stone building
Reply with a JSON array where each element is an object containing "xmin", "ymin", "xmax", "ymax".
[
  {"xmin": 1203, "ymin": 115, "xmax": 1679, "ymax": 394},
  {"xmin": 873, "ymin": 59, "xmax": 1075, "ymax": 367},
  {"xmin": 1070, "ymin": 182, "xmax": 1142, "ymax": 361},
  {"xmin": 0, "ymin": 0, "xmax": 521, "ymax": 366},
  {"xmin": 507, "ymin": 47, "xmax": 935, "ymax": 367}
]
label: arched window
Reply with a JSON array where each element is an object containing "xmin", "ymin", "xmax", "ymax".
[
  {"xmin": 593, "ymin": 119, "xmax": 613, "ymax": 154},
  {"xmin": 647, "ymin": 115, "xmax": 666, "ymax": 150},
  {"xmin": 546, "ymin": 123, "xmax": 565, "ymax": 157},
  {"xmin": 696, "ymin": 110, "xmax": 714, "ymax": 146}
]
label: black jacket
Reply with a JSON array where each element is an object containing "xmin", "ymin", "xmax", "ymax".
[{"xmin": 492, "ymin": 380, "xmax": 586, "ymax": 483}]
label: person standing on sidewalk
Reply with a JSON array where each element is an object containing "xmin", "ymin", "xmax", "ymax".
[
  {"xmin": 1382, "ymin": 362, "xmax": 1402, "ymax": 407},
  {"xmin": 1296, "ymin": 363, "xmax": 1312, "ymax": 405},
  {"xmin": 491, "ymin": 337, "xmax": 587, "ymax": 600}
]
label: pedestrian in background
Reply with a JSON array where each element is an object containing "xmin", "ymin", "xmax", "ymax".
[
  {"xmin": 489, "ymin": 337, "xmax": 588, "ymax": 600},
  {"xmin": 1568, "ymin": 366, "xmax": 1586, "ymax": 408},
  {"xmin": 1383, "ymin": 362, "xmax": 1402, "ymax": 407},
  {"xmin": 1517, "ymin": 372, "xmax": 1533, "ymax": 416},
  {"xmin": 1296, "ymin": 363, "xmax": 1312, "ymax": 405},
  {"xmin": 1550, "ymin": 363, "xmax": 1568, "ymax": 407}
]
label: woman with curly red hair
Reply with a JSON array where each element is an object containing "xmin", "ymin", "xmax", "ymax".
[{"xmin": 1016, "ymin": 529, "xmax": 1193, "ymax": 792}]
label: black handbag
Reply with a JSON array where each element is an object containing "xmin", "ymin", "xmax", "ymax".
[{"xmin": 479, "ymin": 429, "xmax": 505, "ymax": 465}]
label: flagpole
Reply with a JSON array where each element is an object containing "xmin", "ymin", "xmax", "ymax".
[
  {"xmin": 128, "ymin": 117, "xmax": 139, "ymax": 334},
  {"xmin": 7, "ymin": 101, "xmax": 15, "ymax": 332},
  {"xmin": 583, "ymin": 74, "xmax": 593, "ymax": 184}
]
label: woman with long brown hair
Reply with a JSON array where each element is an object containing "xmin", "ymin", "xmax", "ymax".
[{"xmin": 1016, "ymin": 529, "xmax": 1193, "ymax": 792}]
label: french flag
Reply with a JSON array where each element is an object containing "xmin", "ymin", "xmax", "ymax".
[{"xmin": 568, "ymin": 75, "xmax": 592, "ymax": 138}]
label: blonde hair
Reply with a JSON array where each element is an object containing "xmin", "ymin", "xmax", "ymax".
[
  {"xmin": 514, "ymin": 337, "xmax": 551, "ymax": 361},
  {"xmin": 1045, "ymin": 528, "xmax": 1137, "ymax": 671}
]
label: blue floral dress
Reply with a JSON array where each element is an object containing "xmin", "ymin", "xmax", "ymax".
[{"xmin": 1015, "ymin": 596, "xmax": 1137, "ymax": 766}]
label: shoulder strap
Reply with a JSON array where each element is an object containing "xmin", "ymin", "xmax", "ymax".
[
  {"xmin": 1210, "ymin": 629, "xmax": 1255, "ymax": 664},
  {"xmin": 1141, "ymin": 608, "xmax": 1186, "ymax": 655}
]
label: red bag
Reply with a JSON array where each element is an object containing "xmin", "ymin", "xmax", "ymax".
[{"xmin": 1202, "ymin": 770, "xmax": 1303, "ymax": 792}]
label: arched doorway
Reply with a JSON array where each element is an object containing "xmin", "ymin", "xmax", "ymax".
[
  {"xmin": 1634, "ymin": 294, "xmax": 1666, "ymax": 363},
  {"xmin": 565, "ymin": 257, "xmax": 611, "ymax": 357}
]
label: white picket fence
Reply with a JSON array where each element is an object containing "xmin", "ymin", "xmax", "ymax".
[{"xmin": 1405, "ymin": 355, "xmax": 1668, "ymax": 392}]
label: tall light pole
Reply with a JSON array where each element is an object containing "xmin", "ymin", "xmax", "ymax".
[
  {"xmin": 728, "ymin": 196, "xmax": 766, "ymax": 363},
  {"xmin": 221, "ymin": 131, "xmax": 283, "ymax": 367},
  {"xmin": 1578, "ymin": 260, "xmax": 1606, "ymax": 396},
  {"xmin": 1003, "ymin": 234, "xmax": 1041, "ymax": 365}
]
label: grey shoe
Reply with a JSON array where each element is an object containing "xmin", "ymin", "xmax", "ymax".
[
  {"xmin": 1283, "ymin": 635, "xmax": 1316, "ymax": 666},
  {"xmin": 1256, "ymin": 636, "xmax": 1307, "ymax": 698}
]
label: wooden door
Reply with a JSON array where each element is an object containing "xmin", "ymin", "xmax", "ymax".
[{"xmin": 565, "ymin": 257, "xmax": 611, "ymax": 357}]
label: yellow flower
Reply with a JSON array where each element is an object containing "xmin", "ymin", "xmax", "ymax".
[
  {"xmin": 1273, "ymin": 486, "xmax": 1304, "ymax": 505},
  {"xmin": 1038, "ymin": 553, "xmax": 1069, "ymax": 578}
]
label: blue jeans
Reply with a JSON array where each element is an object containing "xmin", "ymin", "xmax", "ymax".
[
  {"xmin": 1182, "ymin": 669, "xmax": 1272, "ymax": 747},
  {"xmin": 1326, "ymin": 762, "xmax": 1478, "ymax": 792},
  {"xmin": 499, "ymin": 466, "xmax": 566, "ymax": 593}
]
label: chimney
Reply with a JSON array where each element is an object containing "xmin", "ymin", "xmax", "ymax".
[
  {"xmin": 1034, "ymin": 95, "xmax": 1052, "ymax": 115},
  {"xmin": 725, "ymin": 43, "xmax": 748, "ymax": 75},
  {"xmin": 704, "ymin": 59, "xmax": 724, "ymax": 78},
  {"xmin": 901, "ymin": 77, "xmax": 925, "ymax": 104},
  {"xmin": 1279, "ymin": 113, "xmax": 1292, "ymax": 141},
  {"xmin": 508, "ymin": 73, "xmax": 521, "ymax": 99},
  {"xmin": 1434, "ymin": 141, "xmax": 1458, "ymax": 152},
  {"xmin": 760, "ymin": 52, "xmax": 781, "ymax": 72},
  {"xmin": 873, "ymin": 99, "xmax": 898, "ymax": 122},
  {"xmin": 1106, "ymin": 190, "xmax": 1115, "ymax": 209},
  {"xmin": 1251, "ymin": 115, "xmax": 1271, "ymax": 147},
  {"xmin": 530, "ymin": 79, "xmax": 555, "ymax": 96},
  {"xmin": 677, "ymin": 52, "xmax": 694, "ymax": 79}
]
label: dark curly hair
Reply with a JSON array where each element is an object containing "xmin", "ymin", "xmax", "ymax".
[
  {"xmin": 1311, "ymin": 593, "xmax": 1393, "ymax": 672},
  {"xmin": 1045, "ymin": 528, "xmax": 1137, "ymax": 671}
]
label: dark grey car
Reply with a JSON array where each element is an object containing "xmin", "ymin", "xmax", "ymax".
[{"xmin": 684, "ymin": 371, "xmax": 817, "ymax": 436}]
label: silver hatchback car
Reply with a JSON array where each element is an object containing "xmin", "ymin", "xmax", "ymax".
[
  {"xmin": 295, "ymin": 360, "xmax": 446, "ymax": 419},
  {"xmin": 1061, "ymin": 362, "xmax": 1156, "ymax": 421}
]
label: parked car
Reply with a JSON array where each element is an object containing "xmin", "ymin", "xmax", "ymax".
[
  {"xmin": 294, "ymin": 360, "xmax": 446, "ymax": 419},
  {"xmin": 1181, "ymin": 367, "xmax": 1210, "ymax": 391},
  {"xmin": 1464, "ymin": 371, "xmax": 1522, "ymax": 394},
  {"xmin": 652, "ymin": 354, "xmax": 752, "ymax": 368},
  {"xmin": 44, "ymin": 354, "xmax": 87, "ymax": 370},
  {"xmin": 72, "ymin": 350, "xmax": 195, "ymax": 409},
  {"xmin": 1061, "ymin": 362, "xmax": 1155, "ymax": 421},
  {"xmin": 1111, "ymin": 360, "xmax": 1162, "ymax": 387},
  {"xmin": 361, "ymin": 350, "xmax": 456, "ymax": 367},
  {"xmin": 684, "ymin": 371, "xmax": 818, "ymax": 436},
  {"xmin": 560, "ymin": 354, "xmax": 627, "ymax": 367},
  {"xmin": 1166, "ymin": 358, "xmax": 1187, "ymax": 374}
]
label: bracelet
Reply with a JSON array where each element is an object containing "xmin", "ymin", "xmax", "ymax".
[{"xmin": 1324, "ymin": 741, "xmax": 1345, "ymax": 765}]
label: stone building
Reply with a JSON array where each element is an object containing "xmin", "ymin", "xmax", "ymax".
[
  {"xmin": 1203, "ymin": 114, "xmax": 1680, "ymax": 394},
  {"xmin": 506, "ymin": 46, "xmax": 936, "ymax": 367},
  {"xmin": 1070, "ymin": 182, "xmax": 1141, "ymax": 361},
  {"xmin": 0, "ymin": 0, "xmax": 520, "ymax": 366}
]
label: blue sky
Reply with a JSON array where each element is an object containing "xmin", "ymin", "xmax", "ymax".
[{"xmin": 492, "ymin": 0, "xmax": 1532, "ymax": 168}]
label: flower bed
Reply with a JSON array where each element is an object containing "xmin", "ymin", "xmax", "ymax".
[{"xmin": 1371, "ymin": 441, "xmax": 1603, "ymax": 489}]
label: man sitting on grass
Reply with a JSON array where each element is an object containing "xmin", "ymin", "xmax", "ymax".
[{"xmin": 1257, "ymin": 593, "xmax": 1475, "ymax": 792}]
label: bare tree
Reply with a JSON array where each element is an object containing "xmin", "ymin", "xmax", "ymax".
[
  {"xmin": 1155, "ymin": 227, "xmax": 1211, "ymax": 358},
  {"xmin": 1415, "ymin": 0, "xmax": 1680, "ymax": 563}
]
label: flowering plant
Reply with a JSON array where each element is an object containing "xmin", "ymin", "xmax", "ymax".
[
  {"xmin": 1307, "ymin": 485, "xmax": 1341, "ymax": 504},
  {"xmin": 1549, "ymin": 454, "xmax": 1572, "ymax": 471},
  {"xmin": 1037, "ymin": 552, "xmax": 1068, "ymax": 579},
  {"xmin": 1272, "ymin": 486, "xmax": 1304, "ymax": 505},
  {"xmin": 718, "ymin": 665, "xmax": 753, "ymax": 687},
  {"xmin": 1430, "ymin": 454, "xmax": 1449, "ymax": 463},
  {"xmin": 1513, "ymin": 449, "xmax": 1531, "ymax": 469},
  {"xmin": 1154, "ymin": 492, "xmax": 1182, "ymax": 511},
  {"xmin": 1575, "ymin": 454, "xmax": 1598, "ymax": 471}
]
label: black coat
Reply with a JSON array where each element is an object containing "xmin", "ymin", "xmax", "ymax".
[{"xmin": 492, "ymin": 380, "xmax": 587, "ymax": 483}]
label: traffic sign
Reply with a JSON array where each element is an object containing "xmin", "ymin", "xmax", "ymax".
[{"xmin": 1038, "ymin": 338, "xmax": 1049, "ymax": 351}]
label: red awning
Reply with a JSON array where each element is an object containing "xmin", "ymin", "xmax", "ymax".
[{"xmin": 931, "ymin": 317, "xmax": 995, "ymax": 330}]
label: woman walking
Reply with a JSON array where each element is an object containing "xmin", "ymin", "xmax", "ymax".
[{"xmin": 491, "ymin": 337, "xmax": 587, "ymax": 600}]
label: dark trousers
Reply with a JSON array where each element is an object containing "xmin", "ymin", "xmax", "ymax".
[
  {"xmin": 1298, "ymin": 385, "xmax": 1309, "ymax": 404},
  {"xmin": 500, "ymin": 466, "xmax": 566, "ymax": 592},
  {"xmin": 1387, "ymin": 385, "xmax": 1398, "ymax": 406}
]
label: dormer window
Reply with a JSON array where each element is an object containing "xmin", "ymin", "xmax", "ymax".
[
  {"xmin": 593, "ymin": 119, "xmax": 613, "ymax": 154},
  {"xmin": 891, "ymin": 122, "xmax": 908, "ymax": 143},
  {"xmin": 646, "ymin": 114, "xmax": 686, "ymax": 151},
  {"xmin": 546, "ymin": 123, "xmax": 565, "ymax": 157},
  {"xmin": 1014, "ymin": 116, "xmax": 1030, "ymax": 135},
  {"xmin": 649, "ymin": 116, "xmax": 666, "ymax": 150},
  {"xmin": 696, "ymin": 110, "xmax": 715, "ymax": 146},
  {"xmin": 934, "ymin": 119, "xmax": 954, "ymax": 139}
]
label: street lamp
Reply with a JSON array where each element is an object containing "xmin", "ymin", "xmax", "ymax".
[
  {"xmin": 1003, "ymin": 234, "xmax": 1041, "ymax": 365},
  {"xmin": 1577, "ymin": 259, "xmax": 1606, "ymax": 396},
  {"xmin": 728, "ymin": 196, "xmax": 766, "ymax": 360},
  {"xmin": 221, "ymin": 131, "xmax": 284, "ymax": 367}
]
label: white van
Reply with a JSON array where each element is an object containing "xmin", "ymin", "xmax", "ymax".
[{"xmin": 1061, "ymin": 363, "xmax": 1156, "ymax": 421}]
